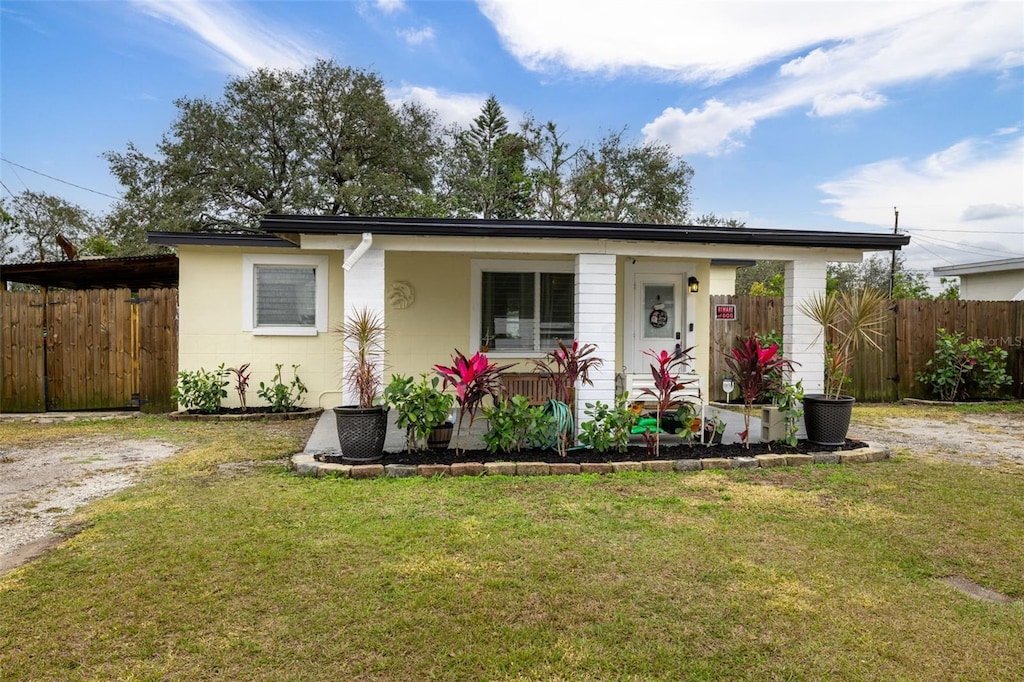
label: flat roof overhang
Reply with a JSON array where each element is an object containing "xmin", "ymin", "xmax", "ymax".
[{"xmin": 258, "ymin": 215, "xmax": 911, "ymax": 251}]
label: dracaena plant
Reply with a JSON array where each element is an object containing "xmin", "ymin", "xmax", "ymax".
[
  {"xmin": 532, "ymin": 339, "xmax": 603, "ymax": 406},
  {"xmin": 639, "ymin": 347, "xmax": 695, "ymax": 456},
  {"xmin": 335, "ymin": 308, "xmax": 388, "ymax": 409},
  {"xmin": 723, "ymin": 334, "xmax": 797, "ymax": 448},
  {"xmin": 435, "ymin": 350, "xmax": 513, "ymax": 453},
  {"xmin": 532, "ymin": 339, "xmax": 603, "ymax": 455},
  {"xmin": 228, "ymin": 363, "xmax": 251, "ymax": 412}
]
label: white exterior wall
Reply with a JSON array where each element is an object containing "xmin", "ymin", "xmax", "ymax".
[
  {"xmin": 342, "ymin": 247, "xmax": 386, "ymax": 406},
  {"xmin": 783, "ymin": 259, "xmax": 827, "ymax": 395},
  {"xmin": 960, "ymin": 271, "xmax": 1024, "ymax": 301},
  {"xmin": 575, "ymin": 254, "xmax": 617, "ymax": 425}
]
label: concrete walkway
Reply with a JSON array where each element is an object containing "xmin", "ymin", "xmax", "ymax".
[{"xmin": 304, "ymin": 403, "xmax": 770, "ymax": 457}]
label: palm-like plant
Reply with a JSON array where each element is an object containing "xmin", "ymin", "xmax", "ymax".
[
  {"xmin": 799, "ymin": 289, "xmax": 888, "ymax": 399},
  {"xmin": 335, "ymin": 308, "xmax": 387, "ymax": 408}
]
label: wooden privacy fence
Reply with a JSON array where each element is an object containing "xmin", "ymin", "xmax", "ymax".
[
  {"xmin": 1, "ymin": 287, "xmax": 178, "ymax": 413},
  {"xmin": 709, "ymin": 295, "xmax": 1024, "ymax": 402}
]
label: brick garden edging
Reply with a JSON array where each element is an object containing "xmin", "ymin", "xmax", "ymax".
[{"xmin": 291, "ymin": 443, "xmax": 890, "ymax": 479}]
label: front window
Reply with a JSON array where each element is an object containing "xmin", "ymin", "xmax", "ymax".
[
  {"xmin": 254, "ymin": 265, "xmax": 316, "ymax": 328},
  {"xmin": 242, "ymin": 254, "xmax": 328, "ymax": 336},
  {"xmin": 475, "ymin": 261, "xmax": 574, "ymax": 353}
]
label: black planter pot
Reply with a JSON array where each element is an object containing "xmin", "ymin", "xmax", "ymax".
[
  {"xmin": 802, "ymin": 394, "xmax": 855, "ymax": 446},
  {"xmin": 334, "ymin": 406, "xmax": 388, "ymax": 463}
]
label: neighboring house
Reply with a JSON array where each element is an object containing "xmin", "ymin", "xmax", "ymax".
[
  {"xmin": 932, "ymin": 257, "xmax": 1024, "ymax": 301},
  {"xmin": 148, "ymin": 216, "xmax": 909, "ymax": 424}
]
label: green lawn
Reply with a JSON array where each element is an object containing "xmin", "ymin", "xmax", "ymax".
[{"xmin": 1, "ymin": 410, "xmax": 1022, "ymax": 681}]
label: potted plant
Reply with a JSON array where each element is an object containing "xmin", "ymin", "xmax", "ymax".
[
  {"xmin": 798, "ymin": 289, "xmax": 887, "ymax": 446},
  {"xmin": 333, "ymin": 308, "xmax": 389, "ymax": 463},
  {"xmin": 380, "ymin": 373, "xmax": 456, "ymax": 452}
]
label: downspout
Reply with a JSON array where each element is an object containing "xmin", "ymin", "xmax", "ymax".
[{"xmin": 343, "ymin": 233, "xmax": 373, "ymax": 271}]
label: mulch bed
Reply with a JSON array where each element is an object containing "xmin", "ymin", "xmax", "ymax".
[{"xmin": 320, "ymin": 439, "xmax": 869, "ymax": 466}]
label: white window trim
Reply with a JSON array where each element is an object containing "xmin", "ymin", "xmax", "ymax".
[
  {"xmin": 242, "ymin": 253, "xmax": 329, "ymax": 336},
  {"xmin": 470, "ymin": 259, "xmax": 575, "ymax": 358}
]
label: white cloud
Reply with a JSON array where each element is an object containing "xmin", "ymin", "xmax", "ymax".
[
  {"xmin": 818, "ymin": 133, "xmax": 1024, "ymax": 271},
  {"xmin": 961, "ymin": 204, "xmax": 1024, "ymax": 221},
  {"xmin": 477, "ymin": 1, "xmax": 1023, "ymax": 156},
  {"xmin": 389, "ymin": 86, "xmax": 488, "ymax": 128},
  {"xmin": 132, "ymin": 0, "xmax": 321, "ymax": 74},
  {"xmin": 397, "ymin": 26, "xmax": 435, "ymax": 47},
  {"xmin": 810, "ymin": 92, "xmax": 887, "ymax": 118},
  {"xmin": 374, "ymin": 0, "xmax": 406, "ymax": 14},
  {"xmin": 641, "ymin": 101, "xmax": 759, "ymax": 156}
]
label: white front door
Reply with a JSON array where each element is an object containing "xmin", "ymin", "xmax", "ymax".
[{"xmin": 631, "ymin": 273, "xmax": 684, "ymax": 372}]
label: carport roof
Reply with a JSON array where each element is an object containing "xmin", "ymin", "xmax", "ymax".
[{"xmin": 0, "ymin": 254, "xmax": 179, "ymax": 290}]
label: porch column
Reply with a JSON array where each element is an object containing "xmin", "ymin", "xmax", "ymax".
[
  {"xmin": 342, "ymin": 247, "xmax": 385, "ymax": 407},
  {"xmin": 575, "ymin": 253, "xmax": 617, "ymax": 427},
  {"xmin": 783, "ymin": 258, "xmax": 826, "ymax": 395}
]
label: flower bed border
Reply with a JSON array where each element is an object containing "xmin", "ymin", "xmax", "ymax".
[
  {"xmin": 292, "ymin": 442, "xmax": 889, "ymax": 479},
  {"xmin": 168, "ymin": 408, "xmax": 323, "ymax": 422}
]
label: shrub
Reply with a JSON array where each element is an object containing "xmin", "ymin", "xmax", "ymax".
[
  {"xmin": 381, "ymin": 373, "xmax": 455, "ymax": 451},
  {"xmin": 257, "ymin": 364, "xmax": 308, "ymax": 412},
  {"xmin": 482, "ymin": 395, "xmax": 552, "ymax": 454},
  {"xmin": 916, "ymin": 329, "xmax": 1012, "ymax": 401},
  {"xmin": 228, "ymin": 363, "xmax": 251, "ymax": 413},
  {"xmin": 578, "ymin": 393, "xmax": 637, "ymax": 454},
  {"xmin": 173, "ymin": 365, "xmax": 229, "ymax": 413}
]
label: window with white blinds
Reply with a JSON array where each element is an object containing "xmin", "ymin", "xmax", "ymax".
[
  {"xmin": 242, "ymin": 254, "xmax": 328, "ymax": 336},
  {"xmin": 476, "ymin": 261, "xmax": 575, "ymax": 353},
  {"xmin": 254, "ymin": 266, "xmax": 316, "ymax": 327}
]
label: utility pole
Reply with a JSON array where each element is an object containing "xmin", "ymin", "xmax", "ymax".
[
  {"xmin": 889, "ymin": 207, "xmax": 899, "ymax": 299},
  {"xmin": 889, "ymin": 207, "xmax": 900, "ymax": 400}
]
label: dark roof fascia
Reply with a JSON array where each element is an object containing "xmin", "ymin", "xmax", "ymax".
[
  {"xmin": 710, "ymin": 259, "xmax": 757, "ymax": 267},
  {"xmin": 259, "ymin": 215, "xmax": 911, "ymax": 251},
  {"xmin": 147, "ymin": 231, "xmax": 298, "ymax": 248}
]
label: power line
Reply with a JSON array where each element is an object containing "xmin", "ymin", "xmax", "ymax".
[
  {"xmin": 0, "ymin": 157, "xmax": 121, "ymax": 201},
  {"xmin": 905, "ymin": 227, "xmax": 1023, "ymax": 235},
  {"xmin": 912, "ymin": 232, "xmax": 1024, "ymax": 259},
  {"xmin": 0, "ymin": 178, "xmax": 17, "ymax": 200}
]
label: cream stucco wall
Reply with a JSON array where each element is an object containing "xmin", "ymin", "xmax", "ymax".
[
  {"xmin": 177, "ymin": 246, "xmax": 346, "ymax": 409},
  {"xmin": 708, "ymin": 265, "xmax": 739, "ymax": 295}
]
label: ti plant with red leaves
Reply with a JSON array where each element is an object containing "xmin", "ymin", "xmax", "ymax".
[
  {"xmin": 639, "ymin": 346, "xmax": 695, "ymax": 456},
  {"xmin": 435, "ymin": 350, "xmax": 513, "ymax": 453},
  {"xmin": 723, "ymin": 334, "xmax": 797, "ymax": 448},
  {"xmin": 532, "ymin": 339, "xmax": 604, "ymax": 455},
  {"xmin": 228, "ymin": 363, "xmax": 251, "ymax": 412}
]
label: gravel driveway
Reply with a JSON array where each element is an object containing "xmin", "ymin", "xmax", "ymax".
[{"xmin": 0, "ymin": 435, "xmax": 177, "ymax": 575}]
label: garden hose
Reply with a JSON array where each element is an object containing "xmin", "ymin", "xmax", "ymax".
[{"xmin": 543, "ymin": 399, "xmax": 575, "ymax": 451}]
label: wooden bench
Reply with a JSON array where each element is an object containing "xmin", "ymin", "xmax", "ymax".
[{"xmin": 499, "ymin": 372, "xmax": 556, "ymax": 406}]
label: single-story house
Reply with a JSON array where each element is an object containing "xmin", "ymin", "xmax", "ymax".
[
  {"xmin": 148, "ymin": 216, "xmax": 909, "ymax": 424},
  {"xmin": 932, "ymin": 257, "xmax": 1024, "ymax": 301}
]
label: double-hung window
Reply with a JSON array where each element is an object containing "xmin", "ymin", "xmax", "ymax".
[
  {"xmin": 473, "ymin": 260, "xmax": 574, "ymax": 354},
  {"xmin": 242, "ymin": 254, "xmax": 328, "ymax": 335}
]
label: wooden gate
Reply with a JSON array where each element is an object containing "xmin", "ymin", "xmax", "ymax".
[{"xmin": 0, "ymin": 287, "xmax": 177, "ymax": 413}]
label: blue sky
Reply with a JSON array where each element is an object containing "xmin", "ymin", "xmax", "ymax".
[{"xmin": 2, "ymin": 0, "xmax": 1022, "ymax": 278}]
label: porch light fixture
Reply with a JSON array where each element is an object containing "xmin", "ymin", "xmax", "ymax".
[{"xmin": 687, "ymin": 276, "xmax": 700, "ymax": 293}]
